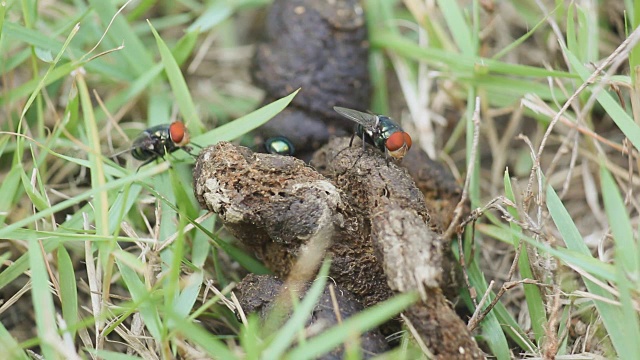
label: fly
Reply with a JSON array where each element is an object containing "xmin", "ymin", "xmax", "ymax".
[
  {"xmin": 130, "ymin": 121, "xmax": 194, "ymax": 167},
  {"xmin": 264, "ymin": 136, "xmax": 295, "ymax": 156},
  {"xmin": 333, "ymin": 106, "xmax": 412, "ymax": 160}
]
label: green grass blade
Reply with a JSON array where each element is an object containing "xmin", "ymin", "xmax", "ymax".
[
  {"xmin": 435, "ymin": 0, "xmax": 473, "ymax": 55},
  {"xmin": 600, "ymin": 164, "xmax": 639, "ymax": 273},
  {"xmin": 188, "ymin": 2, "xmax": 233, "ymax": 33},
  {"xmin": 0, "ymin": 163, "xmax": 169, "ymax": 240},
  {"xmin": 504, "ymin": 170, "xmax": 546, "ymax": 342},
  {"xmin": 465, "ymin": 259, "xmax": 513, "ymax": 359},
  {"xmin": 190, "ymin": 89, "xmax": 300, "ymax": 148},
  {"xmin": 167, "ymin": 312, "xmax": 238, "ymax": 359},
  {"xmin": 91, "ymin": 350, "xmax": 143, "ymax": 360},
  {"xmin": 631, "ymin": 0, "xmax": 640, "ymax": 76},
  {"xmin": 286, "ymin": 292, "xmax": 420, "ymax": 360},
  {"xmin": 479, "ymin": 222, "xmax": 617, "ymax": 282},
  {"xmin": 0, "ymin": 321, "xmax": 29, "ymax": 360},
  {"xmin": 600, "ymin": 164, "xmax": 640, "ymax": 354},
  {"xmin": 29, "ymin": 239, "xmax": 59, "ymax": 359},
  {"xmin": 19, "ymin": 23, "xmax": 78, "ymax": 121},
  {"xmin": 148, "ymin": 20, "xmax": 203, "ymax": 131},
  {"xmin": 140, "ymin": 184, "xmax": 270, "ymax": 274},
  {"xmin": 86, "ymin": 0, "xmax": 153, "ymax": 76},
  {"xmin": 564, "ymin": 47, "xmax": 640, "ymax": 152},
  {"xmin": 263, "ymin": 261, "xmax": 331, "ymax": 359},
  {"xmin": 0, "ymin": 166, "xmax": 23, "ymax": 224},
  {"xmin": 0, "ymin": 2, "xmax": 7, "ymax": 39},
  {"xmin": 57, "ymin": 245, "xmax": 79, "ymax": 341},
  {"xmin": 1, "ymin": 22, "xmax": 130, "ymax": 80},
  {"xmin": 547, "ymin": 184, "xmax": 628, "ymax": 357},
  {"xmin": 492, "ymin": 10, "xmax": 550, "ymax": 60},
  {"xmin": 372, "ymin": 32, "xmax": 576, "ymax": 79},
  {"xmin": 115, "ymin": 254, "xmax": 164, "ymax": 341}
]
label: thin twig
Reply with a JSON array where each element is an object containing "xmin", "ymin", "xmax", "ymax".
[
  {"xmin": 443, "ymin": 96, "xmax": 482, "ymax": 240},
  {"xmin": 468, "ymin": 279, "xmax": 551, "ymax": 332},
  {"xmin": 467, "ymin": 280, "xmax": 494, "ymax": 331}
]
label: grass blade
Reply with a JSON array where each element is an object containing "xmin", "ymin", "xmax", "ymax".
[
  {"xmin": 148, "ymin": 20, "xmax": 203, "ymax": 130},
  {"xmin": 0, "ymin": 320, "xmax": 29, "ymax": 359},
  {"xmin": 600, "ymin": 164, "xmax": 640, "ymax": 354},
  {"xmin": 504, "ymin": 170, "xmax": 546, "ymax": 341},
  {"xmin": 57, "ymin": 245, "xmax": 79, "ymax": 341},
  {"xmin": 190, "ymin": 89, "xmax": 300, "ymax": 148},
  {"xmin": 286, "ymin": 292, "xmax": 420, "ymax": 360},
  {"xmin": 263, "ymin": 261, "xmax": 331, "ymax": 359},
  {"xmin": 435, "ymin": 0, "xmax": 473, "ymax": 55},
  {"xmin": 547, "ymin": 184, "xmax": 629, "ymax": 357},
  {"xmin": 29, "ymin": 239, "xmax": 59, "ymax": 359},
  {"xmin": 564, "ymin": 47, "xmax": 640, "ymax": 152},
  {"xmin": 86, "ymin": 0, "xmax": 153, "ymax": 76}
]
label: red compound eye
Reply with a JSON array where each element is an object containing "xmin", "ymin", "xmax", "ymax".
[
  {"xmin": 403, "ymin": 132, "xmax": 412, "ymax": 150},
  {"xmin": 169, "ymin": 121, "xmax": 189, "ymax": 146},
  {"xmin": 385, "ymin": 131, "xmax": 411, "ymax": 151}
]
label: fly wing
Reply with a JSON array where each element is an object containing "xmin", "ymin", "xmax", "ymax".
[{"xmin": 333, "ymin": 106, "xmax": 377, "ymax": 130}]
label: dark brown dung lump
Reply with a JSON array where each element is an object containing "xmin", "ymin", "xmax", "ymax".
[
  {"xmin": 193, "ymin": 141, "xmax": 393, "ymax": 307},
  {"xmin": 194, "ymin": 140, "xmax": 484, "ymax": 358},
  {"xmin": 235, "ymin": 274, "xmax": 389, "ymax": 359},
  {"xmin": 252, "ymin": 0, "xmax": 371, "ymax": 153}
]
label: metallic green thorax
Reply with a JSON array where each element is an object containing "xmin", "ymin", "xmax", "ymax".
[
  {"xmin": 131, "ymin": 124, "xmax": 180, "ymax": 161},
  {"xmin": 356, "ymin": 116, "xmax": 403, "ymax": 152},
  {"xmin": 264, "ymin": 136, "xmax": 295, "ymax": 156}
]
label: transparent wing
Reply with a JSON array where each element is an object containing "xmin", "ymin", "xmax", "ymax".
[{"xmin": 333, "ymin": 106, "xmax": 378, "ymax": 129}]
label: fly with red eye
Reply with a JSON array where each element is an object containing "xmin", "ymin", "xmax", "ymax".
[
  {"xmin": 130, "ymin": 121, "xmax": 196, "ymax": 167},
  {"xmin": 333, "ymin": 106, "xmax": 412, "ymax": 160}
]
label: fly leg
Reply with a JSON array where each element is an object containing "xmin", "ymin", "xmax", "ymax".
[
  {"xmin": 181, "ymin": 145, "xmax": 198, "ymax": 158},
  {"xmin": 135, "ymin": 148, "xmax": 166, "ymax": 172},
  {"xmin": 136, "ymin": 157, "xmax": 161, "ymax": 173},
  {"xmin": 348, "ymin": 124, "xmax": 358, "ymax": 147}
]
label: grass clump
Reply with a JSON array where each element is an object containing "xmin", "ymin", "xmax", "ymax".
[{"xmin": 1, "ymin": 0, "xmax": 640, "ymax": 359}]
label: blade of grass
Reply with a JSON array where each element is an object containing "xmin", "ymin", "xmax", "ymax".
[
  {"xmin": 169, "ymin": 169, "xmax": 205, "ymax": 318},
  {"xmin": 435, "ymin": 0, "xmax": 473, "ymax": 55},
  {"xmin": 630, "ymin": 0, "xmax": 640, "ymax": 76},
  {"xmin": 189, "ymin": 89, "xmax": 300, "ymax": 149},
  {"xmin": 504, "ymin": 170, "xmax": 546, "ymax": 342},
  {"xmin": 0, "ymin": 2, "xmax": 7, "ymax": 39},
  {"xmin": 87, "ymin": 0, "xmax": 153, "ymax": 76},
  {"xmin": 58, "ymin": 245, "xmax": 79, "ymax": 341},
  {"xmin": 77, "ymin": 71, "xmax": 112, "ymax": 290},
  {"xmin": 140, "ymin": 183, "xmax": 270, "ymax": 274},
  {"xmin": 115, "ymin": 253, "xmax": 164, "ymax": 341},
  {"xmin": 600, "ymin": 164, "xmax": 640, "ymax": 354},
  {"xmin": 286, "ymin": 291, "xmax": 420, "ymax": 360},
  {"xmin": 91, "ymin": 350, "xmax": 143, "ymax": 360},
  {"xmin": 564, "ymin": 46, "xmax": 640, "ymax": 152},
  {"xmin": 0, "ymin": 321, "xmax": 29, "ymax": 360},
  {"xmin": 372, "ymin": 32, "xmax": 576, "ymax": 79},
  {"xmin": 478, "ymin": 222, "xmax": 617, "ymax": 282},
  {"xmin": 492, "ymin": 9, "xmax": 552, "ymax": 60},
  {"xmin": 164, "ymin": 207, "xmax": 186, "ymax": 315},
  {"xmin": 1, "ymin": 22, "xmax": 131, "ymax": 81},
  {"xmin": 464, "ymin": 258, "xmax": 513, "ymax": 359},
  {"xmin": 0, "ymin": 163, "xmax": 169, "ymax": 240},
  {"xmin": 188, "ymin": 2, "xmax": 233, "ymax": 33},
  {"xmin": 19, "ymin": 23, "xmax": 79, "ymax": 122},
  {"xmin": 167, "ymin": 312, "xmax": 238, "ymax": 359},
  {"xmin": 0, "ymin": 166, "xmax": 23, "ymax": 224},
  {"xmin": 547, "ymin": 184, "xmax": 630, "ymax": 357},
  {"xmin": 29, "ymin": 239, "xmax": 59, "ymax": 359},
  {"xmin": 600, "ymin": 164, "xmax": 639, "ymax": 273},
  {"xmin": 148, "ymin": 20, "xmax": 203, "ymax": 131},
  {"xmin": 263, "ymin": 261, "xmax": 331, "ymax": 359}
]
